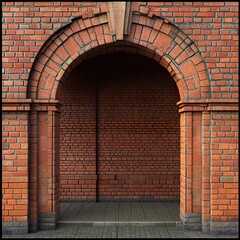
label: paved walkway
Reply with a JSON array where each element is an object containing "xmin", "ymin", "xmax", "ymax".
[
  {"xmin": 58, "ymin": 201, "xmax": 181, "ymax": 226},
  {"xmin": 2, "ymin": 202, "xmax": 238, "ymax": 238},
  {"xmin": 2, "ymin": 225, "xmax": 238, "ymax": 238}
]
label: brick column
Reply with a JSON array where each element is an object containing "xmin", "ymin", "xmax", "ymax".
[
  {"xmin": 207, "ymin": 102, "xmax": 238, "ymax": 235},
  {"xmin": 2, "ymin": 100, "xmax": 61, "ymax": 233},
  {"xmin": 32, "ymin": 101, "xmax": 61, "ymax": 230},
  {"xmin": 178, "ymin": 102, "xmax": 207, "ymax": 231},
  {"xmin": 28, "ymin": 110, "xmax": 38, "ymax": 232},
  {"xmin": 178, "ymin": 100, "xmax": 239, "ymax": 234},
  {"xmin": 201, "ymin": 110, "xmax": 211, "ymax": 233}
]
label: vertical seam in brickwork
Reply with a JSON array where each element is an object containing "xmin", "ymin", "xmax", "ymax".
[
  {"xmin": 209, "ymin": 111, "xmax": 213, "ymax": 224},
  {"xmin": 96, "ymin": 79, "xmax": 99, "ymax": 202},
  {"xmin": 26, "ymin": 111, "xmax": 30, "ymax": 228},
  {"xmin": 58, "ymin": 53, "xmax": 180, "ymax": 201},
  {"xmin": 200, "ymin": 113, "xmax": 203, "ymax": 214},
  {"xmin": 52, "ymin": 111, "xmax": 54, "ymax": 212},
  {"xmin": 35, "ymin": 111, "xmax": 39, "ymax": 230},
  {"xmin": 35, "ymin": 111, "xmax": 38, "ymax": 229},
  {"xmin": 202, "ymin": 110, "xmax": 210, "ymax": 229},
  {"xmin": 36, "ymin": 112, "xmax": 40, "ymax": 220},
  {"xmin": 190, "ymin": 111, "xmax": 193, "ymax": 212}
]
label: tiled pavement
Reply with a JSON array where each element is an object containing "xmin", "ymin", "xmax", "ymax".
[
  {"xmin": 2, "ymin": 225, "xmax": 238, "ymax": 238},
  {"xmin": 58, "ymin": 202, "xmax": 181, "ymax": 225},
  {"xmin": 3, "ymin": 202, "xmax": 238, "ymax": 238}
]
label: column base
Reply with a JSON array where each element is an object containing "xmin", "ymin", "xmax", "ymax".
[
  {"xmin": 180, "ymin": 212, "xmax": 202, "ymax": 231},
  {"xmin": 202, "ymin": 220, "xmax": 210, "ymax": 233},
  {"xmin": 210, "ymin": 222, "xmax": 239, "ymax": 235},
  {"xmin": 39, "ymin": 212, "xmax": 58, "ymax": 230},
  {"xmin": 29, "ymin": 220, "xmax": 38, "ymax": 233},
  {"xmin": 2, "ymin": 222, "xmax": 28, "ymax": 235}
]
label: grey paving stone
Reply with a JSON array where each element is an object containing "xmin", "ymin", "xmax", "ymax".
[
  {"xmin": 118, "ymin": 202, "xmax": 131, "ymax": 222},
  {"xmin": 155, "ymin": 226, "xmax": 171, "ymax": 238},
  {"xmin": 58, "ymin": 201, "xmax": 182, "ymax": 226},
  {"xmin": 2, "ymin": 225, "xmax": 239, "ymax": 239},
  {"xmin": 2, "ymin": 202, "xmax": 239, "ymax": 239}
]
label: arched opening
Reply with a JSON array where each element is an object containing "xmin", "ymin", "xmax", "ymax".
[
  {"xmin": 57, "ymin": 51, "xmax": 181, "ymax": 223},
  {"xmin": 26, "ymin": 9, "xmax": 212, "ymax": 232}
]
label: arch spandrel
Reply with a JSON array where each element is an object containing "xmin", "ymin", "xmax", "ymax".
[{"xmin": 27, "ymin": 2, "xmax": 211, "ymax": 102}]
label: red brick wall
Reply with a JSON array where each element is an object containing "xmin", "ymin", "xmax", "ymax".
[
  {"xmin": 2, "ymin": 2, "xmax": 238, "ymax": 101},
  {"xmin": 211, "ymin": 112, "xmax": 239, "ymax": 222},
  {"xmin": 2, "ymin": 1, "xmax": 239, "ymax": 234},
  {"xmin": 2, "ymin": 112, "xmax": 29, "ymax": 222},
  {"xmin": 59, "ymin": 52, "xmax": 180, "ymax": 201},
  {"xmin": 59, "ymin": 63, "xmax": 97, "ymax": 200}
]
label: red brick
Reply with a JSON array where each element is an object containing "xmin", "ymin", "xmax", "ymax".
[
  {"xmin": 55, "ymin": 45, "xmax": 69, "ymax": 61},
  {"xmin": 141, "ymin": 27, "xmax": 151, "ymax": 42},
  {"xmin": 2, "ymin": 2, "xmax": 238, "ymax": 233},
  {"xmin": 59, "ymin": 53, "xmax": 180, "ymax": 201},
  {"xmin": 63, "ymin": 36, "xmax": 81, "ymax": 55}
]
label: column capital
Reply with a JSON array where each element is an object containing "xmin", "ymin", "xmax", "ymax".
[
  {"xmin": 2, "ymin": 99, "xmax": 62, "ymax": 112},
  {"xmin": 177, "ymin": 99, "xmax": 239, "ymax": 113}
]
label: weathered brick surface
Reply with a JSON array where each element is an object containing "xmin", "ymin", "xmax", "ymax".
[
  {"xmin": 59, "ymin": 64, "xmax": 97, "ymax": 201},
  {"xmin": 2, "ymin": 2, "xmax": 238, "ymax": 100},
  {"xmin": 211, "ymin": 112, "xmax": 238, "ymax": 222},
  {"xmin": 2, "ymin": 1, "xmax": 238, "ymax": 235},
  {"xmin": 2, "ymin": 112, "xmax": 29, "ymax": 222},
  {"xmin": 59, "ymin": 52, "xmax": 180, "ymax": 201}
]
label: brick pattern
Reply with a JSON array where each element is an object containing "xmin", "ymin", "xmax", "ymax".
[
  {"xmin": 1, "ymin": 1, "xmax": 239, "ymax": 234},
  {"xmin": 25, "ymin": 6, "xmax": 211, "ymax": 101},
  {"xmin": 2, "ymin": 2, "xmax": 238, "ymax": 101},
  {"xmin": 2, "ymin": 1, "xmax": 98, "ymax": 99},
  {"xmin": 98, "ymin": 53, "xmax": 180, "ymax": 201},
  {"xmin": 211, "ymin": 112, "xmax": 238, "ymax": 222},
  {"xmin": 200, "ymin": 110, "xmax": 211, "ymax": 232},
  {"xmin": 145, "ymin": 2, "xmax": 239, "ymax": 100},
  {"xmin": 59, "ymin": 65, "xmax": 97, "ymax": 201},
  {"xmin": 2, "ymin": 112, "xmax": 28, "ymax": 222},
  {"xmin": 28, "ymin": 111, "xmax": 38, "ymax": 231},
  {"xmin": 192, "ymin": 112, "xmax": 202, "ymax": 213},
  {"xmin": 59, "ymin": 52, "xmax": 180, "ymax": 201}
]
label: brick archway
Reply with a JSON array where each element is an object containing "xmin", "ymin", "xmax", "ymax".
[
  {"xmin": 27, "ymin": 7, "xmax": 211, "ymax": 101},
  {"xmin": 27, "ymin": 3, "xmax": 214, "ymax": 234}
]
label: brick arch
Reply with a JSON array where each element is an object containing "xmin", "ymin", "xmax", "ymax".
[
  {"xmin": 26, "ymin": 8, "xmax": 214, "ymax": 233},
  {"xmin": 27, "ymin": 10, "xmax": 211, "ymax": 102}
]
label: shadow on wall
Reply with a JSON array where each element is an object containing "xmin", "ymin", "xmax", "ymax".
[{"xmin": 58, "ymin": 52, "xmax": 181, "ymax": 202}]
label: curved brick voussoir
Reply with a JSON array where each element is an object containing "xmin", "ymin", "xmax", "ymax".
[
  {"xmin": 133, "ymin": 28, "xmax": 188, "ymax": 101},
  {"xmin": 153, "ymin": 32, "xmax": 173, "ymax": 54},
  {"xmin": 28, "ymin": 8, "xmax": 211, "ymax": 102},
  {"xmin": 35, "ymin": 32, "xmax": 101, "ymax": 100},
  {"xmin": 62, "ymin": 36, "xmax": 81, "ymax": 56},
  {"xmin": 28, "ymin": 12, "xmax": 109, "ymax": 100},
  {"xmin": 132, "ymin": 12, "xmax": 211, "ymax": 100}
]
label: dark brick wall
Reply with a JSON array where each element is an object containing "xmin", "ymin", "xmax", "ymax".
[{"xmin": 59, "ymin": 52, "xmax": 180, "ymax": 201}]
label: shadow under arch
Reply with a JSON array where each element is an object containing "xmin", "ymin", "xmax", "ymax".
[
  {"xmin": 58, "ymin": 50, "xmax": 181, "ymax": 203},
  {"xmin": 54, "ymin": 41, "xmax": 186, "ymax": 102}
]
